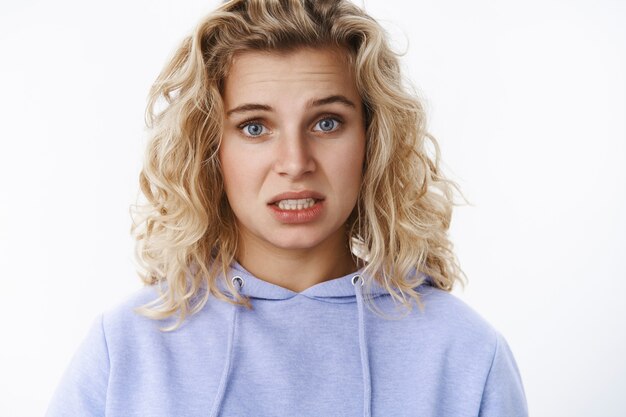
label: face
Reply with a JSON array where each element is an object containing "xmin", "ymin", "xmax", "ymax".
[{"xmin": 219, "ymin": 47, "xmax": 366, "ymax": 257}]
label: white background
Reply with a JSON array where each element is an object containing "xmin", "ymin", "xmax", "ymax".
[{"xmin": 1, "ymin": 0, "xmax": 624, "ymax": 416}]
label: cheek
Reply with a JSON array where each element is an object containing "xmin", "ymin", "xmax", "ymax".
[
  {"xmin": 219, "ymin": 144, "xmax": 265, "ymax": 199},
  {"xmin": 332, "ymin": 142, "xmax": 366, "ymax": 197}
]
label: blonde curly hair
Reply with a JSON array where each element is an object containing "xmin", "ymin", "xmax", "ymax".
[{"xmin": 132, "ymin": 0, "xmax": 465, "ymax": 327}]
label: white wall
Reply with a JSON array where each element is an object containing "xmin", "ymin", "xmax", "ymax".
[{"xmin": 0, "ymin": 1, "xmax": 624, "ymax": 416}]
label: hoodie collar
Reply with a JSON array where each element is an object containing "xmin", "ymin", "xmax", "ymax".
[{"xmin": 217, "ymin": 261, "xmax": 391, "ymax": 302}]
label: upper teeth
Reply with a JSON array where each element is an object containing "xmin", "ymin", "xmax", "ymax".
[{"xmin": 277, "ymin": 198, "xmax": 316, "ymax": 210}]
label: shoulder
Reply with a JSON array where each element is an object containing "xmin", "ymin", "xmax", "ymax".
[
  {"xmin": 402, "ymin": 285, "xmax": 499, "ymax": 343},
  {"xmin": 100, "ymin": 285, "xmax": 161, "ymax": 334},
  {"xmin": 420, "ymin": 286, "xmax": 497, "ymax": 337},
  {"xmin": 99, "ymin": 285, "xmax": 234, "ymax": 351},
  {"xmin": 373, "ymin": 285, "xmax": 503, "ymax": 370}
]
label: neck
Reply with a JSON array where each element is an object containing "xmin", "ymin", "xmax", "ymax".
[{"xmin": 235, "ymin": 227, "xmax": 359, "ymax": 292}]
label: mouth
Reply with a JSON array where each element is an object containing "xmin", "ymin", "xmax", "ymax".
[
  {"xmin": 267, "ymin": 190, "xmax": 326, "ymax": 206},
  {"xmin": 268, "ymin": 196, "xmax": 325, "ymax": 224}
]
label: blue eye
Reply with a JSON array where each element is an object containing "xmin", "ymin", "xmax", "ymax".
[
  {"xmin": 314, "ymin": 117, "xmax": 341, "ymax": 132},
  {"xmin": 241, "ymin": 122, "xmax": 266, "ymax": 137}
]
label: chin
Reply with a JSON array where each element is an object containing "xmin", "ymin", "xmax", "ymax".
[{"xmin": 270, "ymin": 238, "xmax": 325, "ymax": 251}]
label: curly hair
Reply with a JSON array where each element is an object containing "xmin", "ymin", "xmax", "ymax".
[{"xmin": 132, "ymin": 0, "xmax": 465, "ymax": 328}]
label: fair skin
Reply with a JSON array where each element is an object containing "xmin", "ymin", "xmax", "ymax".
[{"xmin": 219, "ymin": 47, "xmax": 366, "ymax": 292}]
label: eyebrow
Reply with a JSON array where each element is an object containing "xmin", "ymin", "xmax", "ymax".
[{"xmin": 225, "ymin": 95, "xmax": 356, "ymax": 117}]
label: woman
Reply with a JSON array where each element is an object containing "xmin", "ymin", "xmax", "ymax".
[{"xmin": 46, "ymin": 0, "xmax": 527, "ymax": 416}]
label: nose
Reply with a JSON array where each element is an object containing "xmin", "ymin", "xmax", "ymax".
[{"xmin": 273, "ymin": 131, "xmax": 316, "ymax": 179}]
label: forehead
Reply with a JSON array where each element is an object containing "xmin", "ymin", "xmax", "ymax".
[{"xmin": 222, "ymin": 47, "xmax": 359, "ymax": 106}]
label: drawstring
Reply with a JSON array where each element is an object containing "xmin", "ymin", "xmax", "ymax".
[
  {"xmin": 209, "ymin": 275, "xmax": 244, "ymax": 417},
  {"xmin": 352, "ymin": 274, "xmax": 372, "ymax": 417}
]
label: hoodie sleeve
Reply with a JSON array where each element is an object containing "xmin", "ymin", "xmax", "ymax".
[
  {"xmin": 45, "ymin": 314, "xmax": 110, "ymax": 417},
  {"xmin": 478, "ymin": 331, "xmax": 528, "ymax": 417}
]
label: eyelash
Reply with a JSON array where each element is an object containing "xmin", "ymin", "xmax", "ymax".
[{"xmin": 237, "ymin": 115, "xmax": 343, "ymax": 138}]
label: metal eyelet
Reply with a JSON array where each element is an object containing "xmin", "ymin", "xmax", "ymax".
[
  {"xmin": 351, "ymin": 274, "xmax": 363, "ymax": 286},
  {"xmin": 232, "ymin": 275, "xmax": 244, "ymax": 289}
]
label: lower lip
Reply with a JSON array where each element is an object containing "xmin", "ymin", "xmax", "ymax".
[{"xmin": 269, "ymin": 200, "xmax": 324, "ymax": 224}]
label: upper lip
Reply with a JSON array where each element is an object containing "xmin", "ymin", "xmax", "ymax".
[{"xmin": 268, "ymin": 190, "xmax": 326, "ymax": 204}]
